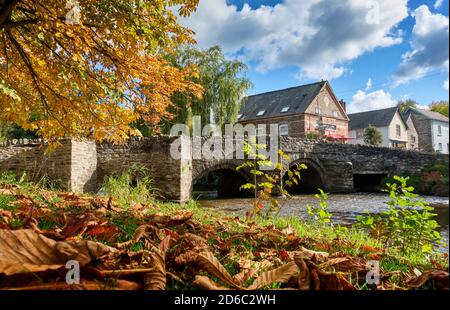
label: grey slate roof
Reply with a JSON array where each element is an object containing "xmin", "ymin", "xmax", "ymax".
[
  {"xmin": 348, "ymin": 107, "xmax": 399, "ymax": 131},
  {"xmin": 239, "ymin": 81, "xmax": 325, "ymax": 120},
  {"xmin": 403, "ymin": 108, "xmax": 449, "ymax": 123}
]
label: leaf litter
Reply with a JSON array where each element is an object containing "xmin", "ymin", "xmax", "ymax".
[{"xmin": 0, "ymin": 186, "xmax": 448, "ymax": 290}]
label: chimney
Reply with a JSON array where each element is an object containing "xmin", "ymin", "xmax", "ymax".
[{"xmin": 339, "ymin": 99, "xmax": 346, "ymax": 113}]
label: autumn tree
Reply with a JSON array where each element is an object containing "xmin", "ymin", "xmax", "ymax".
[
  {"xmin": 430, "ymin": 101, "xmax": 449, "ymax": 117},
  {"xmin": 0, "ymin": 0, "xmax": 201, "ymax": 143},
  {"xmin": 364, "ymin": 125, "xmax": 383, "ymax": 146},
  {"xmin": 163, "ymin": 45, "xmax": 251, "ymax": 131}
]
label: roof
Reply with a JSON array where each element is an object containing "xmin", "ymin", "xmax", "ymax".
[
  {"xmin": 348, "ymin": 107, "xmax": 399, "ymax": 131},
  {"xmin": 403, "ymin": 107, "xmax": 449, "ymax": 123},
  {"xmin": 239, "ymin": 81, "xmax": 326, "ymax": 120}
]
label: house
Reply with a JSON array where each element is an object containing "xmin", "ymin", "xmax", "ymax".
[
  {"xmin": 348, "ymin": 107, "xmax": 414, "ymax": 149},
  {"xmin": 402, "ymin": 112, "xmax": 419, "ymax": 150},
  {"xmin": 238, "ymin": 81, "xmax": 349, "ymax": 140},
  {"xmin": 403, "ymin": 108, "xmax": 449, "ymax": 154}
]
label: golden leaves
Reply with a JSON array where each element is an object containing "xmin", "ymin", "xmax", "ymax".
[{"xmin": 0, "ymin": 0, "xmax": 202, "ymax": 144}]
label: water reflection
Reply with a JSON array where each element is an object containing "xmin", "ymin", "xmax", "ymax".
[{"xmin": 198, "ymin": 192, "xmax": 449, "ymax": 250}]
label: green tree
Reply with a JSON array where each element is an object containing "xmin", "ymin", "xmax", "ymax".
[
  {"xmin": 163, "ymin": 45, "xmax": 252, "ymax": 131},
  {"xmin": 364, "ymin": 125, "xmax": 383, "ymax": 146},
  {"xmin": 430, "ymin": 101, "xmax": 449, "ymax": 117},
  {"xmin": 397, "ymin": 99, "xmax": 418, "ymax": 113}
]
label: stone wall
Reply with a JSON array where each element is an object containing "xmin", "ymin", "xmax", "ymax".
[
  {"xmin": 0, "ymin": 139, "xmax": 91, "ymax": 190},
  {"xmin": 96, "ymin": 136, "xmax": 192, "ymax": 202}
]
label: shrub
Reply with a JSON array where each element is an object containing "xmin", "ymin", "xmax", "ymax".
[
  {"xmin": 357, "ymin": 176, "xmax": 443, "ymax": 257},
  {"xmin": 102, "ymin": 165, "xmax": 155, "ymax": 208}
]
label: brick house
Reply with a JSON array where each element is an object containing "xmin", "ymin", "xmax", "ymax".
[
  {"xmin": 403, "ymin": 108, "xmax": 449, "ymax": 154},
  {"xmin": 238, "ymin": 81, "xmax": 349, "ymax": 139}
]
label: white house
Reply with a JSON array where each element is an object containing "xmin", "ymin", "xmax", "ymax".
[
  {"xmin": 348, "ymin": 107, "xmax": 415, "ymax": 149},
  {"xmin": 403, "ymin": 108, "xmax": 449, "ymax": 154}
]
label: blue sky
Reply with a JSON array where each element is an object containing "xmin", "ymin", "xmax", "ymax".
[{"xmin": 180, "ymin": 0, "xmax": 449, "ymax": 113}]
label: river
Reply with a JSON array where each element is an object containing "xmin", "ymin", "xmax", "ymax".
[{"xmin": 197, "ymin": 192, "xmax": 449, "ymax": 250}]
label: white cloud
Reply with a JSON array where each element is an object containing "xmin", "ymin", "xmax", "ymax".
[
  {"xmin": 365, "ymin": 78, "xmax": 373, "ymax": 90},
  {"xmin": 180, "ymin": 0, "xmax": 408, "ymax": 81},
  {"xmin": 348, "ymin": 89, "xmax": 396, "ymax": 113},
  {"xmin": 394, "ymin": 5, "xmax": 449, "ymax": 86},
  {"xmin": 444, "ymin": 78, "xmax": 449, "ymax": 91},
  {"xmin": 434, "ymin": 0, "xmax": 444, "ymax": 9}
]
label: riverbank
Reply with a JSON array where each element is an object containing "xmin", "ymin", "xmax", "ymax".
[
  {"xmin": 0, "ymin": 179, "xmax": 448, "ymax": 290},
  {"xmin": 198, "ymin": 193, "xmax": 449, "ymax": 248}
]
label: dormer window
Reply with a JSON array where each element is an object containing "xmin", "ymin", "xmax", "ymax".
[
  {"xmin": 237, "ymin": 114, "xmax": 243, "ymax": 120},
  {"xmin": 257, "ymin": 110, "xmax": 266, "ymax": 116},
  {"xmin": 281, "ymin": 107, "xmax": 290, "ymax": 113}
]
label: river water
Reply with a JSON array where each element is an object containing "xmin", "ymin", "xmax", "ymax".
[{"xmin": 198, "ymin": 192, "xmax": 449, "ymax": 250}]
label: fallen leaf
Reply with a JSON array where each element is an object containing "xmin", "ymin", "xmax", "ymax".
[
  {"xmin": 196, "ymin": 251, "xmax": 242, "ymax": 289},
  {"xmin": 248, "ymin": 261, "xmax": 299, "ymax": 290},
  {"xmin": 295, "ymin": 247, "xmax": 329, "ymax": 263},
  {"xmin": 0, "ymin": 229, "xmax": 113, "ymax": 276},
  {"xmin": 294, "ymin": 257, "xmax": 311, "ymax": 290},
  {"xmin": 143, "ymin": 235, "xmax": 172, "ymax": 290},
  {"xmin": 407, "ymin": 270, "xmax": 449, "ymax": 290}
]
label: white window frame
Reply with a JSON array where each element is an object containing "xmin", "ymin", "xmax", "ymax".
[
  {"xmin": 279, "ymin": 124, "xmax": 289, "ymax": 136},
  {"xmin": 396, "ymin": 125, "xmax": 401, "ymax": 137},
  {"xmin": 281, "ymin": 107, "xmax": 290, "ymax": 113},
  {"xmin": 257, "ymin": 110, "xmax": 266, "ymax": 116}
]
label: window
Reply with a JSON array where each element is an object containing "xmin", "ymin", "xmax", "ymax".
[
  {"xmin": 411, "ymin": 134, "xmax": 416, "ymax": 143},
  {"xmin": 396, "ymin": 125, "xmax": 401, "ymax": 137},
  {"xmin": 438, "ymin": 143, "xmax": 443, "ymax": 152},
  {"xmin": 333, "ymin": 111, "xmax": 339, "ymax": 118},
  {"xmin": 279, "ymin": 124, "xmax": 289, "ymax": 136},
  {"xmin": 256, "ymin": 110, "xmax": 265, "ymax": 116},
  {"xmin": 315, "ymin": 107, "xmax": 321, "ymax": 114},
  {"xmin": 438, "ymin": 125, "xmax": 442, "ymax": 136},
  {"xmin": 237, "ymin": 114, "xmax": 243, "ymax": 120},
  {"xmin": 255, "ymin": 127, "xmax": 265, "ymax": 136},
  {"xmin": 281, "ymin": 107, "xmax": 290, "ymax": 113}
]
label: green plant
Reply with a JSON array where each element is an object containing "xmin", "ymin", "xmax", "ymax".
[
  {"xmin": 102, "ymin": 164, "xmax": 155, "ymax": 208},
  {"xmin": 306, "ymin": 188, "xmax": 333, "ymax": 224},
  {"xmin": 363, "ymin": 125, "xmax": 383, "ymax": 146},
  {"xmin": 357, "ymin": 176, "xmax": 443, "ymax": 257},
  {"xmin": 237, "ymin": 140, "xmax": 306, "ymax": 220}
]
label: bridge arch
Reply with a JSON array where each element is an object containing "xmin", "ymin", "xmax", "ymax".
[
  {"xmin": 192, "ymin": 161, "xmax": 252, "ymax": 198},
  {"xmin": 283, "ymin": 158, "xmax": 327, "ymax": 194}
]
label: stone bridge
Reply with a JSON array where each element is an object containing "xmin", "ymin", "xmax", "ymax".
[{"xmin": 0, "ymin": 137, "xmax": 448, "ymax": 202}]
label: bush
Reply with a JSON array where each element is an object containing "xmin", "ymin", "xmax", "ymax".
[
  {"xmin": 102, "ymin": 165, "xmax": 155, "ymax": 208},
  {"xmin": 357, "ymin": 176, "xmax": 443, "ymax": 257}
]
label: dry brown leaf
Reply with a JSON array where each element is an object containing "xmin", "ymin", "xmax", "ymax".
[
  {"xmin": 234, "ymin": 268, "xmax": 258, "ymax": 285},
  {"xmin": 319, "ymin": 256, "xmax": 367, "ymax": 273},
  {"xmin": 196, "ymin": 251, "xmax": 242, "ymax": 289},
  {"xmin": 174, "ymin": 251, "xmax": 199, "ymax": 265},
  {"xmin": 294, "ymin": 257, "xmax": 311, "ymax": 290},
  {"xmin": 61, "ymin": 213, "xmax": 99, "ymax": 238},
  {"xmin": 194, "ymin": 275, "xmax": 231, "ymax": 290},
  {"xmin": 0, "ymin": 229, "xmax": 113, "ymax": 276},
  {"xmin": 116, "ymin": 224, "xmax": 158, "ymax": 248},
  {"xmin": 143, "ymin": 235, "xmax": 172, "ymax": 290},
  {"xmin": 248, "ymin": 261, "xmax": 299, "ymax": 290},
  {"xmin": 407, "ymin": 269, "xmax": 449, "ymax": 290},
  {"xmin": 295, "ymin": 247, "xmax": 329, "ymax": 263}
]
